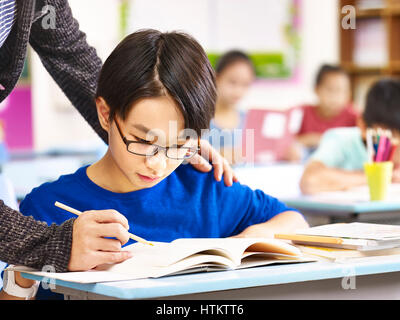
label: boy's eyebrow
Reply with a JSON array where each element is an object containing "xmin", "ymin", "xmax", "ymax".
[
  {"xmin": 132, "ymin": 123, "xmax": 189, "ymax": 140},
  {"xmin": 132, "ymin": 124, "xmax": 151, "ymax": 134},
  {"xmin": 131, "ymin": 123, "xmax": 191, "ymax": 143}
]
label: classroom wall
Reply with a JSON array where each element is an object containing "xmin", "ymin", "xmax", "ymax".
[
  {"xmin": 31, "ymin": 0, "xmax": 120, "ymax": 151},
  {"xmin": 240, "ymin": 0, "xmax": 340, "ymax": 110},
  {"xmin": 30, "ymin": 0, "xmax": 339, "ymax": 152}
]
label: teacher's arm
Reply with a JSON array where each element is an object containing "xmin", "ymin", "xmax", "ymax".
[{"xmin": 0, "ymin": 200, "xmax": 74, "ymax": 272}]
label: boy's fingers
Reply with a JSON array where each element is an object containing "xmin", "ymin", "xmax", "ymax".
[
  {"xmin": 94, "ymin": 250, "xmax": 133, "ymax": 267},
  {"xmin": 95, "ymin": 238, "xmax": 123, "ymax": 252},
  {"xmin": 85, "ymin": 209, "xmax": 129, "ymax": 230},
  {"xmin": 94, "ymin": 223, "xmax": 131, "ymax": 245}
]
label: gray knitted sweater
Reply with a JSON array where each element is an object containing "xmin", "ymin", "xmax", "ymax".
[{"xmin": 0, "ymin": 0, "xmax": 106, "ymax": 272}]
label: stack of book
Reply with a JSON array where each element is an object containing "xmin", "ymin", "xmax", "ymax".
[{"xmin": 275, "ymin": 222, "xmax": 400, "ymax": 262}]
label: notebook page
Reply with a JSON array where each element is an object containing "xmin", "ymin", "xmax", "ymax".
[
  {"xmin": 172, "ymin": 237, "xmax": 301, "ymax": 265},
  {"xmin": 103, "ymin": 253, "xmax": 236, "ymax": 278}
]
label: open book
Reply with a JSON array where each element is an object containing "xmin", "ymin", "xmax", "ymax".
[{"xmin": 12, "ymin": 238, "xmax": 313, "ymax": 284}]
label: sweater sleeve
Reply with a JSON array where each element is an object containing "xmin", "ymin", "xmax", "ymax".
[
  {"xmin": 0, "ymin": 200, "xmax": 74, "ymax": 272},
  {"xmin": 28, "ymin": 0, "xmax": 107, "ymax": 143}
]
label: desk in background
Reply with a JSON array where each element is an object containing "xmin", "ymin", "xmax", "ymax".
[
  {"xmin": 234, "ymin": 164, "xmax": 400, "ymax": 225},
  {"xmin": 282, "ymin": 184, "xmax": 400, "ymax": 224},
  {"xmin": 22, "ymin": 255, "xmax": 400, "ymax": 300}
]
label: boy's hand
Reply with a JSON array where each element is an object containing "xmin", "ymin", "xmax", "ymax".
[
  {"xmin": 231, "ymin": 224, "xmax": 275, "ymax": 239},
  {"xmin": 68, "ymin": 210, "xmax": 133, "ymax": 271},
  {"xmin": 188, "ymin": 139, "xmax": 238, "ymax": 186}
]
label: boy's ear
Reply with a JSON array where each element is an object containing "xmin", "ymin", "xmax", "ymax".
[{"xmin": 96, "ymin": 97, "xmax": 111, "ymax": 131}]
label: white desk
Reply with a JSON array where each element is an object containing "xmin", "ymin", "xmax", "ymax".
[
  {"xmin": 235, "ymin": 164, "xmax": 400, "ymax": 225},
  {"xmin": 22, "ymin": 255, "xmax": 400, "ymax": 300},
  {"xmin": 234, "ymin": 163, "xmax": 303, "ymax": 199}
]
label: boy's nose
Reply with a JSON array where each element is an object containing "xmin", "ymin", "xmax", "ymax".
[{"xmin": 145, "ymin": 151, "xmax": 167, "ymax": 174}]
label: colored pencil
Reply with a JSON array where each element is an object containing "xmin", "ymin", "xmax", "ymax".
[
  {"xmin": 375, "ymin": 132, "xmax": 387, "ymax": 162},
  {"xmin": 366, "ymin": 128, "xmax": 374, "ymax": 163}
]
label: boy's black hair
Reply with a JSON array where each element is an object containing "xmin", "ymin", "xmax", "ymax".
[
  {"xmin": 315, "ymin": 64, "xmax": 349, "ymax": 87},
  {"xmin": 215, "ymin": 50, "xmax": 255, "ymax": 75},
  {"xmin": 95, "ymin": 29, "xmax": 216, "ymax": 135},
  {"xmin": 363, "ymin": 78, "xmax": 400, "ymax": 131}
]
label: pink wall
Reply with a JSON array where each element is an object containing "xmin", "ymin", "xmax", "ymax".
[{"xmin": 0, "ymin": 86, "xmax": 33, "ymax": 151}]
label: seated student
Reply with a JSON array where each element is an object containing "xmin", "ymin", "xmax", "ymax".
[
  {"xmin": 205, "ymin": 50, "xmax": 255, "ymax": 165},
  {"xmin": 285, "ymin": 64, "xmax": 357, "ymax": 162},
  {"xmin": 2, "ymin": 29, "xmax": 308, "ymax": 299},
  {"xmin": 300, "ymin": 78, "xmax": 400, "ymax": 195}
]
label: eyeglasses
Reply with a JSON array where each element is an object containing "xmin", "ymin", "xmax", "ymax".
[{"xmin": 114, "ymin": 118, "xmax": 200, "ymax": 160}]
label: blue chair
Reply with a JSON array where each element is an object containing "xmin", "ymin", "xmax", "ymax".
[{"xmin": 0, "ymin": 174, "xmax": 18, "ymax": 290}]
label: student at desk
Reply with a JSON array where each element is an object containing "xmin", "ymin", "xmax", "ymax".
[
  {"xmin": 205, "ymin": 50, "xmax": 255, "ymax": 165},
  {"xmin": 300, "ymin": 78, "xmax": 400, "ymax": 194},
  {"xmin": 2, "ymin": 29, "xmax": 308, "ymax": 299},
  {"xmin": 285, "ymin": 65, "xmax": 357, "ymax": 162}
]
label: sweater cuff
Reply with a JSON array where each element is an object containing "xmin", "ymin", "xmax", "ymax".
[{"xmin": 44, "ymin": 218, "xmax": 75, "ymax": 272}]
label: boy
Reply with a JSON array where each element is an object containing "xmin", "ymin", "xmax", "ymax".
[
  {"xmin": 285, "ymin": 64, "xmax": 357, "ymax": 162},
  {"xmin": 5, "ymin": 29, "xmax": 308, "ymax": 299},
  {"xmin": 297, "ymin": 64, "xmax": 356, "ymax": 148},
  {"xmin": 300, "ymin": 78, "xmax": 400, "ymax": 195}
]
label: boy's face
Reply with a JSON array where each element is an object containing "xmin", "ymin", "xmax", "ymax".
[
  {"xmin": 99, "ymin": 96, "xmax": 198, "ymax": 191},
  {"xmin": 315, "ymin": 72, "xmax": 351, "ymax": 115},
  {"xmin": 216, "ymin": 61, "xmax": 255, "ymax": 107}
]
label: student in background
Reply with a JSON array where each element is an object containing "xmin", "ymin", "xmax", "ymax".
[
  {"xmin": 299, "ymin": 64, "xmax": 356, "ymax": 147},
  {"xmin": 285, "ymin": 65, "xmax": 357, "ymax": 162},
  {"xmin": 300, "ymin": 78, "xmax": 400, "ymax": 195},
  {"xmin": 3, "ymin": 29, "xmax": 307, "ymax": 299},
  {"xmin": 206, "ymin": 50, "xmax": 255, "ymax": 165}
]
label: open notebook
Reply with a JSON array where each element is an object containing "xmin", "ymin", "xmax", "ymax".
[{"xmin": 12, "ymin": 238, "xmax": 313, "ymax": 284}]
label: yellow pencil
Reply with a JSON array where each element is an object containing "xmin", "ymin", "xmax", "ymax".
[
  {"xmin": 54, "ymin": 201, "xmax": 153, "ymax": 246},
  {"xmin": 274, "ymin": 233, "xmax": 344, "ymax": 245}
]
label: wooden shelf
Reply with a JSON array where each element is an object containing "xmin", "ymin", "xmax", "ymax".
[
  {"xmin": 341, "ymin": 64, "xmax": 389, "ymax": 74},
  {"xmin": 356, "ymin": 8, "xmax": 385, "ymax": 18},
  {"xmin": 339, "ymin": 0, "xmax": 400, "ymax": 105},
  {"xmin": 356, "ymin": 8, "xmax": 400, "ymax": 17}
]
